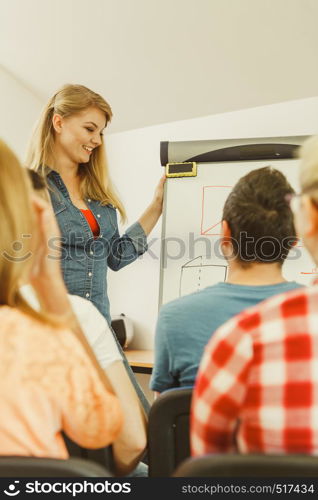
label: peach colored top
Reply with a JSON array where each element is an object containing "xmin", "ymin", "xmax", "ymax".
[{"xmin": 0, "ymin": 306, "xmax": 123, "ymax": 459}]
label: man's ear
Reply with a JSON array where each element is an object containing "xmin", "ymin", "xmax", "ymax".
[
  {"xmin": 221, "ymin": 220, "xmax": 234, "ymax": 259},
  {"xmin": 221, "ymin": 220, "xmax": 232, "ymax": 239},
  {"xmin": 52, "ymin": 113, "xmax": 63, "ymax": 134}
]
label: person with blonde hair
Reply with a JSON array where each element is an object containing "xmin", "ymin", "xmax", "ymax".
[
  {"xmin": 191, "ymin": 135, "xmax": 318, "ymax": 457},
  {"xmin": 22, "ymin": 169, "xmax": 148, "ymax": 476},
  {"xmin": 0, "ymin": 139, "xmax": 123, "ymax": 459},
  {"xmin": 26, "ymin": 83, "xmax": 165, "ymax": 326}
]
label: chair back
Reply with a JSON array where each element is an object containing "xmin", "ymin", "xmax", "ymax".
[
  {"xmin": 173, "ymin": 454, "xmax": 318, "ymax": 477},
  {"xmin": 63, "ymin": 434, "xmax": 115, "ymax": 473},
  {"xmin": 148, "ymin": 387, "xmax": 193, "ymax": 477},
  {"xmin": 0, "ymin": 456, "xmax": 111, "ymax": 477}
]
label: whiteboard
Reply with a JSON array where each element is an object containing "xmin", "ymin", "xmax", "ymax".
[{"xmin": 159, "ymin": 137, "xmax": 315, "ymax": 307}]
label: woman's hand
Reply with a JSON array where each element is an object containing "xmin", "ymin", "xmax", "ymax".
[
  {"xmin": 151, "ymin": 175, "xmax": 166, "ymax": 214},
  {"xmin": 138, "ymin": 175, "xmax": 166, "ymax": 236}
]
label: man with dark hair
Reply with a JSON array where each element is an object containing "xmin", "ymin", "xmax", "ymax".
[
  {"xmin": 222, "ymin": 167, "xmax": 297, "ymax": 265},
  {"xmin": 150, "ymin": 167, "xmax": 302, "ymax": 393}
]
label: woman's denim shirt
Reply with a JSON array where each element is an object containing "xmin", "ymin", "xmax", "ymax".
[{"xmin": 47, "ymin": 170, "xmax": 148, "ymax": 325}]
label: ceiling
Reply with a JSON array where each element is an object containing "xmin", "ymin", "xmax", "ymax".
[{"xmin": 1, "ymin": 0, "xmax": 318, "ymax": 133}]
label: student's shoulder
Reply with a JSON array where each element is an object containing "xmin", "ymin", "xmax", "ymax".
[
  {"xmin": 68, "ymin": 294, "xmax": 97, "ymax": 311},
  {"xmin": 162, "ymin": 283, "xmax": 220, "ymax": 309},
  {"xmin": 258, "ymin": 281, "xmax": 313, "ymax": 310},
  {"xmin": 68, "ymin": 295, "xmax": 108, "ymax": 335},
  {"xmin": 224, "ymin": 283, "xmax": 315, "ymax": 335},
  {"xmin": 159, "ymin": 285, "xmax": 222, "ymax": 319},
  {"xmin": 68, "ymin": 294, "xmax": 104, "ymax": 321},
  {"xmin": 0, "ymin": 306, "xmax": 79, "ymax": 357},
  {"xmin": 282, "ymin": 280, "xmax": 305, "ymax": 292}
]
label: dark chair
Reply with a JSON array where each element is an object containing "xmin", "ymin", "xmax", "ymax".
[
  {"xmin": 63, "ymin": 434, "xmax": 115, "ymax": 473},
  {"xmin": 0, "ymin": 456, "xmax": 111, "ymax": 477},
  {"xmin": 148, "ymin": 387, "xmax": 193, "ymax": 477},
  {"xmin": 173, "ymin": 454, "xmax": 318, "ymax": 477}
]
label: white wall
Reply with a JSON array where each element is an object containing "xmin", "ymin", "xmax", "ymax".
[
  {"xmin": 106, "ymin": 96, "xmax": 318, "ymax": 349},
  {"xmin": 0, "ymin": 66, "xmax": 43, "ymax": 160}
]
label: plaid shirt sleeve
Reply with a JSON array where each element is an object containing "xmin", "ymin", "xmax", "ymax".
[{"xmin": 190, "ymin": 315, "xmax": 254, "ymax": 456}]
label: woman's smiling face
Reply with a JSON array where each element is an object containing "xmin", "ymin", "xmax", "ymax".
[{"xmin": 53, "ymin": 106, "xmax": 106, "ymax": 165}]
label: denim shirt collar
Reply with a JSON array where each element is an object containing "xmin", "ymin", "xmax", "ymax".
[
  {"xmin": 47, "ymin": 169, "xmax": 74, "ymax": 202},
  {"xmin": 46, "ymin": 168, "xmax": 115, "ymax": 209}
]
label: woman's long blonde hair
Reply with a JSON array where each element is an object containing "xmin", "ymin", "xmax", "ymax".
[
  {"xmin": 0, "ymin": 139, "xmax": 57, "ymax": 325},
  {"xmin": 25, "ymin": 83, "xmax": 126, "ymax": 221}
]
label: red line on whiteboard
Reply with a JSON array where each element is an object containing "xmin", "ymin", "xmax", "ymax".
[
  {"xmin": 300, "ymin": 268, "xmax": 318, "ymax": 275},
  {"xmin": 202, "ymin": 221, "xmax": 223, "ymax": 235},
  {"xmin": 201, "ymin": 185, "xmax": 232, "ymax": 236}
]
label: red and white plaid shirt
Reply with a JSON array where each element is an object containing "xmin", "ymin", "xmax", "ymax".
[{"xmin": 191, "ymin": 283, "xmax": 318, "ymax": 456}]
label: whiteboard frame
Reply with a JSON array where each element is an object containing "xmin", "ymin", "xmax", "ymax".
[{"xmin": 158, "ymin": 135, "xmax": 309, "ymax": 310}]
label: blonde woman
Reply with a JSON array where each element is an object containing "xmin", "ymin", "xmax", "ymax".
[
  {"xmin": 26, "ymin": 84, "xmax": 165, "ymax": 326},
  {"xmin": 0, "ymin": 139, "xmax": 123, "ymax": 459},
  {"xmin": 22, "ymin": 169, "xmax": 148, "ymax": 476}
]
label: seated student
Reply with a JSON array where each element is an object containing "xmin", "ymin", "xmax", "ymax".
[
  {"xmin": 150, "ymin": 167, "xmax": 302, "ymax": 393},
  {"xmin": 25, "ymin": 170, "xmax": 147, "ymax": 476},
  {"xmin": 191, "ymin": 135, "xmax": 318, "ymax": 456},
  {"xmin": 0, "ymin": 139, "xmax": 122, "ymax": 459}
]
